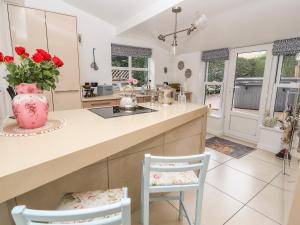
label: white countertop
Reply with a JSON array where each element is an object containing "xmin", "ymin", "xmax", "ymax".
[{"xmin": 0, "ymin": 103, "xmax": 207, "ymax": 202}]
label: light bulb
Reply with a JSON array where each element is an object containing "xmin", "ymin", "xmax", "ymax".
[
  {"xmin": 193, "ymin": 14, "xmax": 208, "ymax": 29},
  {"xmin": 172, "ymin": 46, "xmax": 176, "ymax": 56}
]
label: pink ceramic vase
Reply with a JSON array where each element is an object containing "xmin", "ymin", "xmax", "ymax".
[{"xmin": 12, "ymin": 83, "xmax": 49, "ymax": 129}]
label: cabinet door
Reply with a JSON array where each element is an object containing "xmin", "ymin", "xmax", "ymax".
[
  {"xmin": 8, "ymin": 5, "xmax": 54, "ymax": 111},
  {"xmin": 8, "ymin": 5, "xmax": 47, "ymax": 55},
  {"xmin": 53, "ymin": 91, "xmax": 82, "ymax": 111},
  {"xmin": 45, "ymin": 12, "xmax": 80, "ymax": 92}
]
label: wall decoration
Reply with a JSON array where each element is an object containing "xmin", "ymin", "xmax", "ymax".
[
  {"xmin": 164, "ymin": 67, "xmax": 168, "ymax": 74},
  {"xmin": 185, "ymin": 69, "xmax": 192, "ymax": 78},
  {"xmin": 178, "ymin": 61, "xmax": 184, "ymax": 70}
]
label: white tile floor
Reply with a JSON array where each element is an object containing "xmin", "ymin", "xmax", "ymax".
[{"xmin": 133, "ymin": 135, "xmax": 299, "ymax": 225}]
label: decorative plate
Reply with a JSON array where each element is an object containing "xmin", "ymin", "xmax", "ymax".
[
  {"xmin": 0, "ymin": 118, "xmax": 65, "ymax": 137},
  {"xmin": 185, "ymin": 69, "xmax": 192, "ymax": 78},
  {"xmin": 178, "ymin": 61, "xmax": 184, "ymax": 70}
]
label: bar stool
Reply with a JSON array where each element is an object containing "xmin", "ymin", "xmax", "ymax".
[
  {"xmin": 12, "ymin": 187, "xmax": 131, "ymax": 225},
  {"xmin": 140, "ymin": 153, "xmax": 210, "ymax": 225}
]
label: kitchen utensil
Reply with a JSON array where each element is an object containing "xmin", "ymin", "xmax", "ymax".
[
  {"xmin": 119, "ymin": 85, "xmax": 137, "ymax": 110},
  {"xmin": 90, "ymin": 48, "xmax": 99, "ymax": 71}
]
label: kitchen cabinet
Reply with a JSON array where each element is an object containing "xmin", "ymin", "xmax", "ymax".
[
  {"xmin": 8, "ymin": 5, "xmax": 82, "ymax": 111},
  {"xmin": 8, "ymin": 5, "xmax": 54, "ymax": 111},
  {"xmin": 82, "ymin": 99, "xmax": 118, "ymax": 109}
]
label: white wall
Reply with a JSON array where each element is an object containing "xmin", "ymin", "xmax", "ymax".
[
  {"xmin": 0, "ymin": 0, "xmax": 174, "ymax": 117},
  {"xmin": 172, "ymin": 52, "xmax": 204, "ymax": 104},
  {"xmin": 21, "ymin": 0, "xmax": 173, "ymax": 86},
  {"xmin": 173, "ymin": 51, "xmax": 226, "ymax": 135}
]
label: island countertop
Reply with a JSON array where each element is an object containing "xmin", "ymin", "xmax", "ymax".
[{"xmin": 0, "ymin": 103, "xmax": 207, "ymax": 203}]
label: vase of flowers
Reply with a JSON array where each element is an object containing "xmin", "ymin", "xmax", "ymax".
[{"xmin": 0, "ymin": 46, "xmax": 64, "ymax": 129}]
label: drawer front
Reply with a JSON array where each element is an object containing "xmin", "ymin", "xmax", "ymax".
[{"xmin": 82, "ymin": 100, "xmax": 117, "ymax": 108}]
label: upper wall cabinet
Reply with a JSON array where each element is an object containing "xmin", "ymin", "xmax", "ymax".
[
  {"xmin": 45, "ymin": 12, "xmax": 80, "ymax": 92},
  {"xmin": 8, "ymin": 5, "xmax": 47, "ymax": 55},
  {"xmin": 7, "ymin": 5, "xmax": 82, "ymax": 110}
]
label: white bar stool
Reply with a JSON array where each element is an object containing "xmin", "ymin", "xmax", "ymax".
[
  {"xmin": 12, "ymin": 187, "xmax": 131, "ymax": 225},
  {"xmin": 140, "ymin": 153, "xmax": 210, "ymax": 225}
]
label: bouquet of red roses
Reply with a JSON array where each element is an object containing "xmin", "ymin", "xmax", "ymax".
[{"xmin": 0, "ymin": 46, "xmax": 64, "ymax": 91}]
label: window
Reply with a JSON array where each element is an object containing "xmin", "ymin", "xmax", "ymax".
[
  {"xmin": 231, "ymin": 51, "xmax": 267, "ymax": 115},
  {"xmin": 112, "ymin": 54, "xmax": 150, "ymax": 88},
  {"xmin": 272, "ymin": 54, "xmax": 300, "ymax": 118},
  {"xmin": 204, "ymin": 59, "xmax": 226, "ymax": 115}
]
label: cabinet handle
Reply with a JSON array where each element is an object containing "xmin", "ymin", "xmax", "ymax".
[{"xmin": 91, "ymin": 102, "xmax": 112, "ymax": 106}]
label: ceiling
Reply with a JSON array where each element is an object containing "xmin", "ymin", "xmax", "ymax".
[
  {"xmin": 62, "ymin": 0, "xmax": 300, "ymax": 54},
  {"xmin": 126, "ymin": 0, "xmax": 300, "ymax": 53},
  {"xmin": 61, "ymin": 0, "xmax": 164, "ymax": 26}
]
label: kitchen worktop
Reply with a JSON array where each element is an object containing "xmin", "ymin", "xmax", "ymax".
[
  {"xmin": 81, "ymin": 93, "xmax": 151, "ymax": 102},
  {"xmin": 0, "ymin": 103, "xmax": 207, "ymax": 203}
]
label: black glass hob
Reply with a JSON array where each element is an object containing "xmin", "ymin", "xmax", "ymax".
[{"xmin": 88, "ymin": 106, "xmax": 157, "ymax": 119}]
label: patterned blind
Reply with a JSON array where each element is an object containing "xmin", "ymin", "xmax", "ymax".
[
  {"xmin": 201, "ymin": 48, "xmax": 229, "ymax": 62},
  {"xmin": 272, "ymin": 37, "xmax": 300, "ymax": 56},
  {"xmin": 111, "ymin": 44, "xmax": 152, "ymax": 58}
]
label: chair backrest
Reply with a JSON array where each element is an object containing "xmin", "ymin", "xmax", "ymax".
[
  {"xmin": 12, "ymin": 188, "xmax": 131, "ymax": 225},
  {"xmin": 143, "ymin": 152, "xmax": 210, "ymax": 189}
]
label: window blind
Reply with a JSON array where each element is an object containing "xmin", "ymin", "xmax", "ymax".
[
  {"xmin": 111, "ymin": 44, "xmax": 152, "ymax": 58},
  {"xmin": 201, "ymin": 48, "xmax": 229, "ymax": 62},
  {"xmin": 272, "ymin": 37, "xmax": 300, "ymax": 56}
]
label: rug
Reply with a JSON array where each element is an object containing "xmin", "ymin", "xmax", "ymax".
[{"xmin": 206, "ymin": 136, "xmax": 255, "ymax": 159}]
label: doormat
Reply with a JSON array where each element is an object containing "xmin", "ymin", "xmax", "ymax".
[{"xmin": 206, "ymin": 136, "xmax": 255, "ymax": 159}]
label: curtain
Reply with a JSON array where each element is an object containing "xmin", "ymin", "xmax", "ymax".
[
  {"xmin": 201, "ymin": 48, "xmax": 229, "ymax": 61},
  {"xmin": 111, "ymin": 44, "xmax": 152, "ymax": 58},
  {"xmin": 272, "ymin": 37, "xmax": 300, "ymax": 56}
]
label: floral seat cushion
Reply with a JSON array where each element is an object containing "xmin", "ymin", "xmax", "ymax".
[
  {"xmin": 55, "ymin": 188, "xmax": 124, "ymax": 224},
  {"xmin": 149, "ymin": 163, "xmax": 198, "ymax": 186}
]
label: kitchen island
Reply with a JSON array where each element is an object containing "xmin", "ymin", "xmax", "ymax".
[{"xmin": 0, "ymin": 103, "xmax": 207, "ymax": 225}]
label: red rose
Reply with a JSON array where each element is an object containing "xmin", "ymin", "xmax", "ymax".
[
  {"xmin": 32, "ymin": 53, "xmax": 44, "ymax": 63},
  {"xmin": 4, "ymin": 56, "xmax": 14, "ymax": 64},
  {"xmin": 52, "ymin": 56, "xmax": 64, "ymax": 68},
  {"xmin": 15, "ymin": 46, "xmax": 26, "ymax": 56},
  {"xmin": 22, "ymin": 53, "xmax": 29, "ymax": 59},
  {"xmin": 0, "ymin": 52, "xmax": 3, "ymax": 62},
  {"xmin": 36, "ymin": 49, "xmax": 51, "ymax": 61}
]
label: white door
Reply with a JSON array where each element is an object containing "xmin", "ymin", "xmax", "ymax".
[{"xmin": 224, "ymin": 44, "xmax": 273, "ymax": 143}]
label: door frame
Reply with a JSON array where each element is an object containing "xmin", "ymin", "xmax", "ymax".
[{"xmin": 224, "ymin": 44, "xmax": 274, "ymax": 143}]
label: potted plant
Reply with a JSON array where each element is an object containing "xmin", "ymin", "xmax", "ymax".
[{"xmin": 0, "ymin": 46, "xmax": 64, "ymax": 129}]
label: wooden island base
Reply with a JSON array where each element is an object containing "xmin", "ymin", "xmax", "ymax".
[{"xmin": 1, "ymin": 114, "xmax": 206, "ymax": 225}]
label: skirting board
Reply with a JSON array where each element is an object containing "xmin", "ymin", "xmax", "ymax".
[
  {"xmin": 207, "ymin": 129, "xmax": 223, "ymax": 137},
  {"xmin": 257, "ymin": 143, "xmax": 280, "ymax": 154}
]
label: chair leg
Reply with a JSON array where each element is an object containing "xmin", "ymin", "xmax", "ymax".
[
  {"xmin": 179, "ymin": 191, "xmax": 184, "ymax": 221},
  {"xmin": 143, "ymin": 192, "xmax": 150, "ymax": 225},
  {"xmin": 140, "ymin": 168, "xmax": 144, "ymax": 224},
  {"xmin": 194, "ymin": 189, "xmax": 203, "ymax": 225}
]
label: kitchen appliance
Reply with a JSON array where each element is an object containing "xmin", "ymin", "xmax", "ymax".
[
  {"xmin": 88, "ymin": 106, "xmax": 157, "ymax": 119},
  {"xmin": 119, "ymin": 85, "xmax": 137, "ymax": 110},
  {"xmin": 97, "ymin": 85, "xmax": 113, "ymax": 96},
  {"xmin": 158, "ymin": 84, "xmax": 175, "ymax": 105}
]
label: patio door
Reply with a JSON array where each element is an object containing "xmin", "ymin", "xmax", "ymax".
[{"xmin": 224, "ymin": 44, "xmax": 273, "ymax": 142}]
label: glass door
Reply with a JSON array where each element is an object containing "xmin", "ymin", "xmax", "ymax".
[{"xmin": 224, "ymin": 44, "xmax": 273, "ymax": 142}]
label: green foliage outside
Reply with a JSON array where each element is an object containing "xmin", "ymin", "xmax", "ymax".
[
  {"xmin": 132, "ymin": 57, "xmax": 148, "ymax": 68},
  {"xmin": 132, "ymin": 71, "xmax": 148, "ymax": 87},
  {"xmin": 112, "ymin": 56, "xmax": 128, "ymax": 67},
  {"xmin": 281, "ymin": 55, "xmax": 297, "ymax": 78},
  {"xmin": 235, "ymin": 54, "xmax": 266, "ymax": 78},
  {"xmin": 207, "ymin": 59, "xmax": 225, "ymax": 82}
]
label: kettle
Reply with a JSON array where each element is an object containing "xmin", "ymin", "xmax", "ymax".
[{"xmin": 119, "ymin": 85, "xmax": 137, "ymax": 110}]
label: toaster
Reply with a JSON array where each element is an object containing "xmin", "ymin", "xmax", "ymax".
[{"xmin": 97, "ymin": 85, "xmax": 113, "ymax": 96}]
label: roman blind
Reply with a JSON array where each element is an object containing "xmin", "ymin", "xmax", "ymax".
[
  {"xmin": 201, "ymin": 48, "xmax": 229, "ymax": 61},
  {"xmin": 272, "ymin": 37, "xmax": 300, "ymax": 56},
  {"xmin": 111, "ymin": 44, "xmax": 152, "ymax": 58}
]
